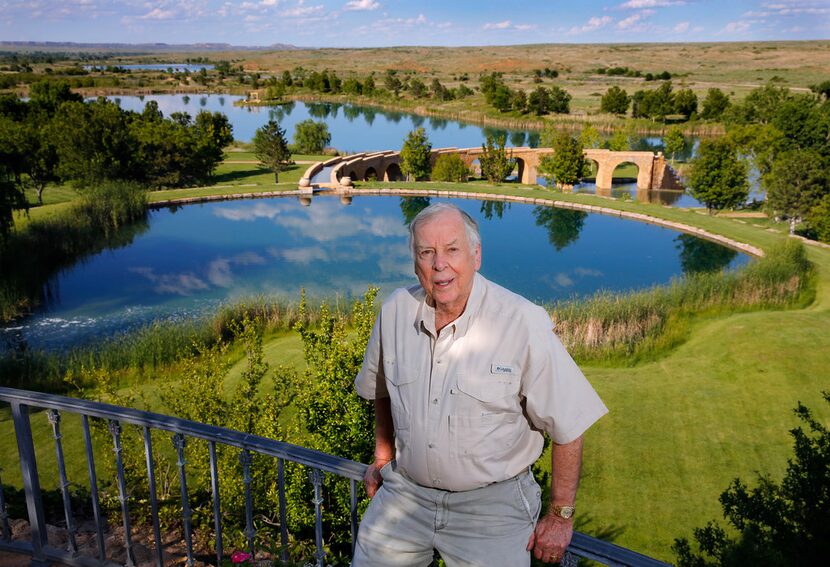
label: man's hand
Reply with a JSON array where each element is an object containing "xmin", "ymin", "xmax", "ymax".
[
  {"xmin": 363, "ymin": 459, "xmax": 389, "ymax": 498},
  {"xmin": 527, "ymin": 513, "xmax": 574, "ymax": 564}
]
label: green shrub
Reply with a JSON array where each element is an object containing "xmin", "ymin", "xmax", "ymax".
[{"xmin": 431, "ymin": 153, "xmax": 471, "ymax": 182}]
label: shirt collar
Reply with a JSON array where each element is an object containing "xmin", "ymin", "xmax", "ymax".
[{"xmin": 416, "ymin": 272, "xmax": 485, "ymax": 339}]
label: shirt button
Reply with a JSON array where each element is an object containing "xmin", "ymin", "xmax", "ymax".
[
  {"xmin": 432, "ymin": 398, "xmax": 439, "ymax": 404},
  {"xmin": 436, "ymin": 359, "xmax": 442, "ymax": 364},
  {"xmin": 433, "ymin": 479, "xmax": 441, "ymax": 486},
  {"xmin": 428, "ymin": 442, "xmax": 435, "ymax": 448}
]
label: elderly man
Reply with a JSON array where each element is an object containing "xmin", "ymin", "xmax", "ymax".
[{"xmin": 353, "ymin": 202, "xmax": 607, "ymax": 566}]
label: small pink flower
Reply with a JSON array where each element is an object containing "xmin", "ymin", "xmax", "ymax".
[{"xmin": 231, "ymin": 551, "xmax": 252, "ymax": 564}]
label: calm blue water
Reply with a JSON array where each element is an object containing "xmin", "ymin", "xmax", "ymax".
[{"xmin": 1, "ymin": 196, "xmax": 749, "ymax": 350}]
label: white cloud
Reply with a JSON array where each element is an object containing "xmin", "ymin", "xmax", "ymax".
[
  {"xmin": 344, "ymin": 0, "xmax": 379, "ymax": 11},
  {"xmin": 617, "ymin": 13, "xmax": 643, "ymax": 29},
  {"xmin": 282, "ymin": 3, "xmax": 324, "ymax": 17},
  {"xmin": 139, "ymin": 8, "xmax": 176, "ymax": 21},
  {"xmin": 281, "ymin": 246, "xmax": 330, "ymax": 264},
  {"xmin": 554, "ymin": 273, "xmax": 574, "ymax": 287},
  {"xmin": 673, "ymin": 21, "xmax": 690, "ymax": 33},
  {"xmin": 483, "ymin": 20, "xmax": 536, "ymax": 32},
  {"xmin": 619, "ymin": 0, "xmax": 685, "ymax": 8},
  {"xmin": 722, "ymin": 20, "xmax": 752, "ymax": 33},
  {"xmin": 484, "ymin": 20, "xmax": 512, "ymax": 30},
  {"xmin": 569, "ymin": 15, "xmax": 613, "ymax": 34}
]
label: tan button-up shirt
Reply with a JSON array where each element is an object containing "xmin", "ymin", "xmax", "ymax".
[{"xmin": 355, "ymin": 273, "xmax": 608, "ymax": 492}]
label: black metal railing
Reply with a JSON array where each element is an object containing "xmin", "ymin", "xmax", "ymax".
[{"xmin": 0, "ymin": 387, "xmax": 669, "ymax": 567}]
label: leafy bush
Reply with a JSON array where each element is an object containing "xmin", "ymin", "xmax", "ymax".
[{"xmin": 431, "ymin": 153, "xmax": 471, "ymax": 183}]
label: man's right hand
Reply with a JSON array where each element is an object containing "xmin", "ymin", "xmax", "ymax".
[{"xmin": 363, "ymin": 460, "xmax": 389, "ymax": 498}]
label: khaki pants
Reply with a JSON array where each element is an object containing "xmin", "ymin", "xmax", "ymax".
[{"xmin": 353, "ymin": 461, "xmax": 542, "ymax": 567}]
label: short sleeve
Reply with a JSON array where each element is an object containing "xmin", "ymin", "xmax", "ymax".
[
  {"xmin": 355, "ymin": 312, "xmax": 389, "ymax": 400},
  {"xmin": 521, "ymin": 306, "xmax": 608, "ymax": 444}
]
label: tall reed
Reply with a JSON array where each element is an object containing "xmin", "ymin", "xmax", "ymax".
[{"xmin": 550, "ymin": 239, "xmax": 814, "ymax": 364}]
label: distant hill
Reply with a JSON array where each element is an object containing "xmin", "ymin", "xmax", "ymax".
[{"xmin": 0, "ymin": 41, "xmax": 303, "ymax": 52}]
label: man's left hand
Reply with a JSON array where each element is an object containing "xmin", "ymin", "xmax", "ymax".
[{"xmin": 527, "ymin": 512, "xmax": 573, "ymax": 564}]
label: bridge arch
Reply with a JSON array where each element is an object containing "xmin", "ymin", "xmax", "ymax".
[
  {"xmin": 365, "ymin": 167, "xmax": 377, "ymax": 181},
  {"xmin": 384, "ymin": 163, "xmax": 403, "ymax": 181}
]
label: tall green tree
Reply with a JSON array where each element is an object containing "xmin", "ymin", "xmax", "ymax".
[
  {"xmin": 674, "ymin": 88, "xmax": 698, "ymax": 120},
  {"xmin": 539, "ymin": 130, "xmax": 585, "ymax": 188},
  {"xmin": 400, "ymin": 127, "xmax": 432, "ymax": 181},
  {"xmin": 673, "ymin": 393, "xmax": 830, "ymax": 567},
  {"xmin": 293, "ymin": 119, "xmax": 331, "ymax": 154},
  {"xmin": 688, "ymin": 138, "xmax": 749, "ymax": 213},
  {"xmin": 253, "ymin": 120, "xmax": 292, "ymax": 184},
  {"xmin": 764, "ymin": 149, "xmax": 830, "ymax": 234},
  {"xmin": 478, "ymin": 134, "xmax": 514, "ymax": 183},
  {"xmin": 663, "ymin": 126, "xmax": 686, "ymax": 164},
  {"xmin": 701, "ymin": 88, "xmax": 730, "ymax": 120},
  {"xmin": 600, "ymin": 86, "xmax": 630, "ymax": 115},
  {"xmin": 431, "ymin": 153, "xmax": 470, "ymax": 183}
]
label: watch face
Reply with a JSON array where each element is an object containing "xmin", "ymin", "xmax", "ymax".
[{"xmin": 556, "ymin": 506, "xmax": 575, "ymax": 519}]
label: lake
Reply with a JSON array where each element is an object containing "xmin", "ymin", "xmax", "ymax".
[{"xmin": 1, "ymin": 196, "xmax": 749, "ymax": 351}]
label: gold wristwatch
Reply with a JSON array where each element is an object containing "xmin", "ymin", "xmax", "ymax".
[{"xmin": 551, "ymin": 505, "xmax": 575, "ymax": 520}]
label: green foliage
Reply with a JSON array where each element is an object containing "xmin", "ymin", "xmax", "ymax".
[
  {"xmin": 673, "ymin": 392, "xmax": 830, "ymax": 567},
  {"xmin": 808, "ymin": 195, "xmax": 830, "ymax": 243},
  {"xmin": 400, "ymin": 127, "xmax": 432, "ymax": 181},
  {"xmin": 663, "ymin": 126, "xmax": 686, "ymax": 163},
  {"xmin": 701, "ymin": 88, "xmax": 730, "ymax": 120},
  {"xmin": 539, "ymin": 129, "xmax": 585, "ymax": 188},
  {"xmin": 764, "ymin": 148, "xmax": 830, "ymax": 233},
  {"xmin": 579, "ymin": 124, "xmax": 602, "ymax": 150},
  {"xmin": 673, "ymin": 88, "xmax": 698, "ymax": 119},
  {"xmin": 688, "ymin": 138, "xmax": 749, "ymax": 213},
  {"xmin": 431, "ymin": 153, "xmax": 471, "ymax": 183},
  {"xmin": 479, "ymin": 72, "xmax": 513, "ymax": 113},
  {"xmin": 253, "ymin": 120, "xmax": 292, "ymax": 184},
  {"xmin": 632, "ymin": 82, "xmax": 675, "ymax": 121},
  {"xmin": 290, "ymin": 289, "xmax": 378, "ymax": 554},
  {"xmin": 607, "ymin": 124, "xmax": 634, "ymax": 151},
  {"xmin": 600, "ymin": 86, "xmax": 631, "ymax": 115},
  {"xmin": 292, "ymin": 119, "xmax": 331, "ymax": 154},
  {"xmin": 74, "ymin": 179, "xmax": 148, "ymax": 238},
  {"xmin": 0, "ymin": 163, "xmax": 27, "ymax": 244},
  {"xmin": 478, "ymin": 134, "xmax": 514, "ymax": 183}
]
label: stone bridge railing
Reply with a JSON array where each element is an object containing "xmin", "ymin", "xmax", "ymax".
[{"xmin": 298, "ymin": 147, "xmax": 682, "ymax": 192}]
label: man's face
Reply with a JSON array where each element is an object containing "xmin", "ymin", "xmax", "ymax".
[{"xmin": 413, "ymin": 210, "xmax": 481, "ymax": 315}]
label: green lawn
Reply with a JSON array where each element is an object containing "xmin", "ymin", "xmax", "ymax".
[{"xmin": 4, "ymin": 161, "xmax": 829, "ymax": 562}]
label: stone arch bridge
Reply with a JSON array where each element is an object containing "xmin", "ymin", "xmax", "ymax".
[{"xmin": 298, "ymin": 147, "xmax": 682, "ymax": 192}]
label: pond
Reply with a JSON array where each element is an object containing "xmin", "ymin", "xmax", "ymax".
[
  {"xmin": 110, "ymin": 94, "xmax": 708, "ymax": 206},
  {"xmin": 1, "ymin": 196, "xmax": 750, "ymax": 351}
]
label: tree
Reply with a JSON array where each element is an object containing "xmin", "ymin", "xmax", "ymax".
[
  {"xmin": 408, "ymin": 77, "xmax": 428, "ymax": 99},
  {"xmin": 547, "ymin": 85, "xmax": 572, "ymax": 114},
  {"xmin": 675, "ymin": 233, "xmax": 737, "ymax": 275},
  {"xmin": 580, "ymin": 124, "xmax": 602, "ymax": 150},
  {"xmin": 701, "ymin": 88, "xmax": 730, "ymax": 120},
  {"xmin": 808, "ymin": 195, "xmax": 830, "ymax": 243},
  {"xmin": 400, "ymin": 196, "xmax": 431, "ymax": 225},
  {"xmin": 539, "ymin": 130, "xmax": 585, "ymax": 188},
  {"xmin": 292, "ymin": 119, "xmax": 331, "ymax": 154},
  {"xmin": 383, "ymin": 69, "xmax": 402, "ymax": 96},
  {"xmin": 478, "ymin": 134, "xmax": 514, "ymax": 183},
  {"xmin": 764, "ymin": 149, "xmax": 830, "ymax": 234},
  {"xmin": 0, "ymin": 164, "xmax": 27, "ymax": 243},
  {"xmin": 810, "ymin": 80, "xmax": 830, "ymax": 100},
  {"xmin": 663, "ymin": 126, "xmax": 686, "ymax": 164},
  {"xmin": 28, "ymin": 79, "xmax": 83, "ymax": 114},
  {"xmin": 600, "ymin": 86, "xmax": 630, "ymax": 115},
  {"xmin": 400, "ymin": 127, "xmax": 432, "ymax": 181},
  {"xmin": 688, "ymin": 138, "xmax": 749, "ymax": 213},
  {"xmin": 607, "ymin": 124, "xmax": 633, "ymax": 151},
  {"xmin": 19, "ymin": 115, "xmax": 60, "ymax": 205},
  {"xmin": 253, "ymin": 120, "xmax": 292, "ymax": 184},
  {"xmin": 431, "ymin": 153, "xmax": 471, "ymax": 183},
  {"xmin": 527, "ymin": 87, "xmax": 551, "ymax": 115},
  {"xmin": 673, "ymin": 393, "xmax": 830, "ymax": 567},
  {"xmin": 674, "ymin": 88, "xmax": 698, "ymax": 120}
]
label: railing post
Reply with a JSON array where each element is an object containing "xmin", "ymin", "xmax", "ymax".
[
  {"xmin": 11, "ymin": 402, "xmax": 48, "ymax": 566},
  {"xmin": 209, "ymin": 441, "xmax": 223, "ymax": 567},
  {"xmin": 309, "ymin": 468, "xmax": 325, "ymax": 567},
  {"xmin": 173, "ymin": 433, "xmax": 195, "ymax": 567},
  {"xmin": 47, "ymin": 410, "xmax": 78, "ymax": 555},
  {"xmin": 142, "ymin": 427, "xmax": 164, "ymax": 567},
  {"xmin": 240, "ymin": 449, "xmax": 256, "ymax": 558},
  {"xmin": 81, "ymin": 415, "xmax": 106, "ymax": 562},
  {"xmin": 109, "ymin": 419, "xmax": 137, "ymax": 567}
]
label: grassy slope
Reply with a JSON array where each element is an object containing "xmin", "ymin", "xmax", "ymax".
[{"xmin": 4, "ymin": 165, "xmax": 830, "ymax": 561}]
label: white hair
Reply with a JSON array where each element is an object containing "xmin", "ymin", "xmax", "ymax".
[{"xmin": 408, "ymin": 202, "xmax": 481, "ymax": 258}]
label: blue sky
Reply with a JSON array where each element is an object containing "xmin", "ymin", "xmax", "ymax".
[{"xmin": 2, "ymin": 1, "xmax": 828, "ymax": 47}]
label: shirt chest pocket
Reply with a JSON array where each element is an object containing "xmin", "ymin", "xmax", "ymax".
[
  {"xmin": 384, "ymin": 361, "xmax": 420, "ymax": 431},
  {"xmin": 455, "ymin": 370, "xmax": 521, "ymax": 414}
]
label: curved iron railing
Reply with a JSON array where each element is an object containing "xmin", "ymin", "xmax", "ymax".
[{"xmin": 0, "ymin": 387, "xmax": 669, "ymax": 567}]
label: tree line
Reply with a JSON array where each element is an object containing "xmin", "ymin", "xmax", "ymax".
[{"xmin": 0, "ymin": 79, "xmax": 234, "ymax": 241}]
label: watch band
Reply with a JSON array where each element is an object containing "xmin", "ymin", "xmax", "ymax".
[{"xmin": 552, "ymin": 505, "xmax": 575, "ymax": 519}]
